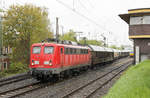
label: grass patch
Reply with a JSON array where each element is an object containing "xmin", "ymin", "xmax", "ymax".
[{"xmin": 104, "ymin": 60, "xmax": 150, "ymax": 98}]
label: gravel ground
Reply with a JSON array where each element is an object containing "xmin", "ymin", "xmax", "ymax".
[
  {"xmin": 0, "ymin": 78, "xmax": 38, "ymax": 93},
  {"xmin": 89, "ymin": 66, "xmax": 129, "ymax": 98},
  {"xmin": 0, "ymin": 72, "xmax": 28, "ymax": 81},
  {"xmin": 68, "ymin": 62, "xmax": 131, "ymax": 98},
  {"xmin": 18, "ymin": 57, "xmax": 132, "ymax": 98}
]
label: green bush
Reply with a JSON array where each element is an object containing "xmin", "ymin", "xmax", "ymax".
[
  {"xmin": 0, "ymin": 62, "xmax": 28, "ymax": 78},
  {"xmin": 0, "ymin": 71, "xmax": 7, "ymax": 78},
  {"xmin": 8, "ymin": 62, "xmax": 28, "ymax": 74}
]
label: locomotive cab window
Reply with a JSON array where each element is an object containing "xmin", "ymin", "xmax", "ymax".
[
  {"xmin": 44, "ymin": 46, "xmax": 54, "ymax": 54},
  {"xmin": 33, "ymin": 46, "xmax": 41, "ymax": 54}
]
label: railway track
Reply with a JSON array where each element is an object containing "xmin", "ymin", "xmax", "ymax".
[
  {"xmin": 0, "ymin": 78, "xmax": 60, "ymax": 98},
  {"xmin": 18, "ymin": 58, "xmax": 132, "ymax": 98},
  {"xmin": 62, "ymin": 60, "xmax": 132, "ymax": 98},
  {"xmin": 0, "ymin": 73, "xmax": 31, "ymax": 87},
  {"xmin": 0, "ymin": 58, "xmax": 132, "ymax": 98},
  {"xmin": 0, "ymin": 73, "xmax": 27, "ymax": 82},
  {"xmin": 0, "ymin": 81, "xmax": 41, "ymax": 98}
]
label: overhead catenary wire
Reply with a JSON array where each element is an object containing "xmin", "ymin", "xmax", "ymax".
[
  {"xmin": 55, "ymin": 0, "xmax": 113, "ymax": 34},
  {"xmin": 78, "ymin": 0, "xmax": 89, "ymax": 12},
  {"xmin": 86, "ymin": 0, "xmax": 94, "ymax": 8}
]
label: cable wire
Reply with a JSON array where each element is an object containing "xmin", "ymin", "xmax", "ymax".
[
  {"xmin": 78, "ymin": 0, "xmax": 89, "ymax": 12},
  {"xmin": 55, "ymin": 0, "xmax": 112, "ymax": 33}
]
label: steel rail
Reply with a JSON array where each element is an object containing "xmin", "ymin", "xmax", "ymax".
[
  {"xmin": 86, "ymin": 62, "xmax": 132, "ymax": 98},
  {"xmin": 0, "ymin": 75, "xmax": 31, "ymax": 87},
  {"xmin": 0, "ymin": 82, "xmax": 40, "ymax": 97},
  {"xmin": 0, "ymin": 73, "xmax": 28, "ymax": 83},
  {"xmin": 62, "ymin": 60, "xmax": 132, "ymax": 98}
]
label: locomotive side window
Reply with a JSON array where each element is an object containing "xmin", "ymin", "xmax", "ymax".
[
  {"xmin": 65, "ymin": 48, "xmax": 67, "ymax": 54},
  {"xmin": 33, "ymin": 46, "xmax": 41, "ymax": 54},
  {"xmin": 73, "ymin": 48, "xmax": 76, "ymax": 54},
  {"xmin": 84, "ymin": 49, "xmax": 86, "ymax": 54},
  {"xmin": 61, "ymin": 48, "xmax": 63, "ymax": 53},
  {"xmin": 68, "ymin": 48, "xmax": 70, "ymax": 54},
  {"xmin": 74, "ymin": 49, "xmax": 76, "ymax": 54},
  {"xmin": 86, "ymin": 49, "xmax": 88, "ymax": 54},
  {"xmin": 65, "ymin": 48, "xmax": 68, "ymax": 54},
  {"xmin": 44, "ymin": 46, "xmax": 54, "ymax": 54},
  {"xmin": 81, "ymin": 49, "xmax": 83, "ymax": 54},
  {"xmin": 77, "ymin": 49, "xmax": 79, "ymax": 54},
  {"xmin": 80, "ymin": 49, "xmax": 81, "ymax": 54},
  {"xmin": 64, "ymin": 48, "xmax": 88, "ymax": 54},
  {"xmin": 70, "ymin": 48, "xmax": 73, "ymax": 54}
]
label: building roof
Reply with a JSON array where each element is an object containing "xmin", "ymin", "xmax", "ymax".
[
  {"xmin": 128, "ymin": 8, "xmax": 150, "ymax": 13},
  {"xmin": 119, "ymin": 8, "xmax": 150, "ymax": 24}
]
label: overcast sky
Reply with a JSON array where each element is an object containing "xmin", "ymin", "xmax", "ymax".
[{"xmin": 1, "ymin": 0, "xmax": 150, "ymax": 46}]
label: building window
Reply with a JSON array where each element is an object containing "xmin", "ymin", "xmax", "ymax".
[
  {"xmin": 130, "ymin": 16, "xmax": 150, "ymax": 25},
  {"xmin": 130, "ymin": 16, "xmax": 143, "ymax": 25},
  {"xmin": 9, "ymin": 48, "xmax": 12, "ymax": 53},
  {"xmin": 5, "ymin": 47, "xmax": 8, "ymax": 54},
  {"xmin": 143, "ymin": 16, "xmax": 150, "ymax": 24},
  {"xmin": 0, "ymin": 63, "xmax": 1, "ymax": 70},
  {"xmin": 3, "ymin": 62, "xmax": 7, "ymax": 70}
]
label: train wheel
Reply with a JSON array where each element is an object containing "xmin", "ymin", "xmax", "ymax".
[
  {"xmin": 52, "ymin": 74, "xmax": 60, "ymax": 82},
  {"xmin": 63, "ymin": 70, "xmax": 72, "ymax": 79},
  {"xmin": 72, "ymin": 69, "xmax": 80, "ymax": 76},
  {"xmin": 36, "ymin": 76, "xmax": 42, "ymax": 81}
]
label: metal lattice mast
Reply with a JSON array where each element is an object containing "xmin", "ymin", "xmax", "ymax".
[{"xmin": 0, "ymin": 13, "xmax": 2, "ymax": 55}]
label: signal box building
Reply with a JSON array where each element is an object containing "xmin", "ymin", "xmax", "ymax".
[{"xmin": 119, "ymin": 8, "xmax": 150, "ymax": 64}]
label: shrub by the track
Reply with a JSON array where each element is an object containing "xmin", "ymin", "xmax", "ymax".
[{"xmin": 104, "ymin": 60, "xmax": 150, "ymax": 98}]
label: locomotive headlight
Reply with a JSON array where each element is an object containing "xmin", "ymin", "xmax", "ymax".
[
  {"xmin": 44, "ymin": 61, "xmax": 49, "ymax": 65},
  {"xmin": 32, "ymin": 60, "xmax": 34, "ymax": 65},
  {"xmin": 49, "ymin": 60, "xmax": 52, "ymax": 66},
  {"xmin": 49, "ymin": 63, "xmax": 52, "ymax": 66},
  {"xmin": 34, "ymin": 61, "xmax": 39, "ymax": 64}
]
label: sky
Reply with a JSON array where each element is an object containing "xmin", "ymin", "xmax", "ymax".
[{"xmin": 1, "ymin": 0, "xmax": 150, "ymax": 47}]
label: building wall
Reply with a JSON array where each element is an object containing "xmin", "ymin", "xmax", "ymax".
[
  {"xmin": 119, "ymin": 8, "xmax": 150, "ymax": 63},
  {"xmin": 134, "ymin": 38, "xmax": 150, "ymax": 62},
  {"xmin": 134, "ymin": 39, "xmax": 150, "ymax": 54},
  {"xmin": 129, "ymin": 25, "xmax": 150, "ymax": 36},
  {"xmin": 0, "ymin": 56, "xmax": 9, "ymax": 71},
  {"xmin": 0, "ymin": 46, "xmax": 11, "ymax": 71}
]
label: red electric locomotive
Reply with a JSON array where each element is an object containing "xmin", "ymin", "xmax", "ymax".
[
  {"xmin": 29, "ymin": 42, "xmax": 91, "ymax": 80},
  {"xmin": 29, "ymin": 39, "xmax": 130, "ymax": 81}
]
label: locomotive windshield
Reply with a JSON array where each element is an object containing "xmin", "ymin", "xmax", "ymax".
[
  {"xmin": 44, "ymin": 46, "xmax": 54, "ymax": 54},
  {"xmin": 33, "ymin": 46, "xmax": 41, "ymax": 54}
]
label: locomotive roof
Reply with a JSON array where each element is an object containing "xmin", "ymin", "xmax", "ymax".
[
  {"xmin": 32, "ymin": 43, "xmax": 130, "ymax": 53},
  {"xmin": 32, "ymin": 42, "xmax": 90, "ymax": 49}
]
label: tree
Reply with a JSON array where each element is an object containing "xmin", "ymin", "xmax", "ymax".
[
  {"xmin": 3, "ymin": 4, "xmax": 53, "ymax": 67},
  {"xmin": 109, "ymin": 45, "xmax": 118, "ymax": 49},
  {"xmin": 79, "ymin": 39, "xmax": 102, "ymax": 46},
  {"xmin": 109, "ymin": 45, "xmax": 124, "ymax": 50},
  {"xmin": 59, "ymin": 29, "xmax": 77, "ymax": 42},
  {"xmin": 120, "ymin": 45, "xmax": 125, "ymax": 50}
]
